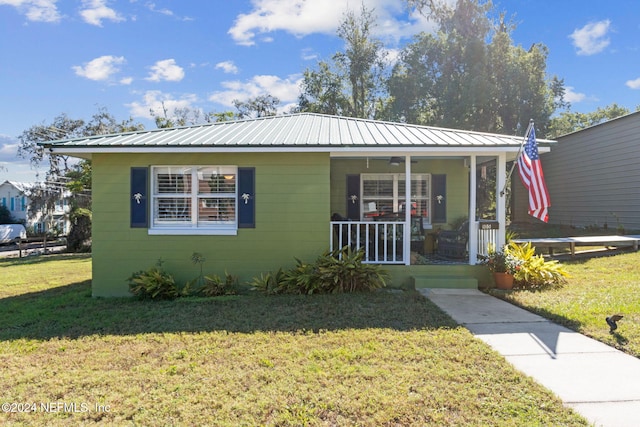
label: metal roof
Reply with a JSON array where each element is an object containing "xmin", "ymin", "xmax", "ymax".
[{"xmin": 44, "ymin": 113, "xmax": 553, "ymax": 152}]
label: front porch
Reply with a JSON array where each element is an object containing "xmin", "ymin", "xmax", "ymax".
[{"xmin": 329, "ymin": 154, "xmax": 509, "ymax": 268}]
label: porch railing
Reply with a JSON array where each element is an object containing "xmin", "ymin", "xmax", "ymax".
[
  {"xmin": 476, "ymin": 221, "xmax": 499, "ymax": 257},
  {"xmin": 331, "ymin": 220, "xmax": 500, "ymax": 264},
  {"xmin": 330, "ymin": 221, "xmax": 406, "ymax": 264}
]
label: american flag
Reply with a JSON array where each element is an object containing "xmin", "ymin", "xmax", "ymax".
[{"xmin": 517, "ymin": 125, "xmax": 550, "ymax": 222}]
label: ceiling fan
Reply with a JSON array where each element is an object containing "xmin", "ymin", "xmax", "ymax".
[{"xmin": 387, "ymin": 156, "xmax": 417, "ymax": 166}]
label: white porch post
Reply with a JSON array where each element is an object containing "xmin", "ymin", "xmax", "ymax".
[
  {"xmin": 496, "ymin": 153, "xmax": 507, "ymax": 249},
  {"xmin": 468, "ymin": 155, "xmax": 477, "ymax": 265},
  {"xmin": 404, "ymin": 155, "xmax": 411, "ymax": 265}
]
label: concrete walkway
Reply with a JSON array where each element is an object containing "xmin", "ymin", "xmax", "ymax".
[{"xmin": 419, "ymin": 288, "xmax": 640, "ymax": 427}]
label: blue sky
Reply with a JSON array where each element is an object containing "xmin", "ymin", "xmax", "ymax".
[{"xmin": 1, "ymin": 0, "xmax": 639, "ymax": 182}]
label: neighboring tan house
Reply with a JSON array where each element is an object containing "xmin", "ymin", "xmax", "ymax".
[
  {"xmin": 43, "ymin": 113, "xmax": 554, "ymax": 297},
  {"xmin": 0, "ymin": 180, "xmax": 71, "ymax": 235},
  {"xmin": 512, "ymin": 111, "xmax": 640, "ymax": 231}
]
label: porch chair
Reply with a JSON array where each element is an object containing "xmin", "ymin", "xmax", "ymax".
[{"xmin": 436, "ymin": 221, "xmax": 469, "ymax": 259}]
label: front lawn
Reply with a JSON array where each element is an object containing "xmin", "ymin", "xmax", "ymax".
[
  {"xmin": 494, "ymin": 250, "xmax": 640, "ymax": 358},
  {"xmin": 0, "ymin": 254, "xmax": 586, "ymax": 426}
]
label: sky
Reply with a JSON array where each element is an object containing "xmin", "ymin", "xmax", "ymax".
[{"xmin": 1, "ymin": 0, "xmax": 639, "ymax": 183}]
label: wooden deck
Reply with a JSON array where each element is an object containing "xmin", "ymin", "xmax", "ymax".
[{"xmin": 512, "ymin": 235, "xmax": 640, "ymax": 256}]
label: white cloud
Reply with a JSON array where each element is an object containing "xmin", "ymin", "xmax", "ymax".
[
  {"xmin": 0, "ymin": 135, "xmax": 19, "ymax": 164},
  {"xmin": 208, "ymin": 74, "xmax": 303, "ymax": 107},
  {"xmin": 0, "ymin": 0, "xmax": 61, "ymax": 23},
  {"xmin": 570, "ymin": 20, "xmax": 611, "ymax": 56},
  {"xmin": 120, "ymin": 76, "xmax": 133, "ymax": 85},
  {"xmin": 228, "ymin": 0, "xmax": 436, "ymax": 46},
  {"xmin": 145, "ymin": 1, "xmax": 174, "ymax": 17},
  {"xmin": 79, "ymin": 0, "xmax": 124, "ymax": 26},
  {"xmin": 215, "ymin": 61, "xmax": 239, "ymax": 74},
  {"xmin": 144, "ymin": 1, "xmax": 192, "ymax": 21},
  {"xmin": 72, "ymin": 55, "xmax": 125, "ymax": 81},
  {"xmin": 145, "ymin": 59, "xmax": 185, "ymax": 82},
  {"xmin": 300, "ymin": 48, "xmax": 318, "ymax": 61},
  {"xmin": 625, "ymin": 77, "xmax": 640, "ymax": 90},
  {"xmin": 127, "ymin": 90, "xmax": 198, "ymax": 120},
  {"xmin": 563, "ymin": 86, "xmax": 586, "ymax": 103}
]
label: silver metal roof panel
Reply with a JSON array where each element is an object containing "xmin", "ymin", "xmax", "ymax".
[{"xmin": 43, "ymin": 113, "xmax": 554, "ymax": 151}]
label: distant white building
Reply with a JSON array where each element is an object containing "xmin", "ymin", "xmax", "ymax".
[{"xmin": 0, "ymin": 180, "xmax": 71, "ymax": 235}]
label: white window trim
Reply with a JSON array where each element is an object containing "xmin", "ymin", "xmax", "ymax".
[
  {"xmin": 149, "ymin": 165, "xmax": 238, "ymax": 236},
  {"xmin": 360, "ymin": 173, "xmax": 431, "ymax": 224}
]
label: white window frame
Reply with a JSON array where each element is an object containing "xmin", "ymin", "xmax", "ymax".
[
  {"xmin": 360, "ymin": 173, "xmax": 431, "ymax": 224},
  {"xmin": 149, "ymin": 165, "xmax": 238, "ymax": 235}
]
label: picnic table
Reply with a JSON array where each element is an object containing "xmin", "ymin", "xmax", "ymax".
[{"xmin": 511, "ymin": 235, "xmax": 640, "ymax": 256}]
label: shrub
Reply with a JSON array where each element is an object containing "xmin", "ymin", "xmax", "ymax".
[
  {"xmin": 200, "ymin": 272, "xmax": 239, "ymax": 297},
  {"xmin": 479, "ymin": 245, "xmax": 521, "ymax": 274},
  {"xmin": 314, "ymin": 246, "xmax": 388, "ymax": 293},
  {"xmin": 249, "ymin": 268, "xmax": 287, "ymax": 295},
  {"xmin": 183, "ymin": 252, "xmax": 240, "ymax": 297},
  {"xmin": 506, "ymin": 242, "xmax": 568, "ymax": 288},
  {"xmin": 128, "ymin": 260, "xmax": 178, "ymax": 300},
  {"xmin": 251, "ymin": 247, "xmax": 388, "ymax": 295}
]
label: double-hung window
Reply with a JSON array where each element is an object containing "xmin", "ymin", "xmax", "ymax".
[
  {"xmin": 361, "ymin": 173, "xmax": 431, "ymax": 223},
  {"xmin": 150, "ymin": 166, "xmax": 237, "ymax": 235}
]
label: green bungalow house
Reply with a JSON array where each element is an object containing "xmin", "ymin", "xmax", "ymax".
[{"xmin": 43, "ymin": 113, "xmax": 552, "ymax": 297}]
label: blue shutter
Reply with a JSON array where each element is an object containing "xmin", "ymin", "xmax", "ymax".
[
  {"xmin": 432, "ymin": 174, "xmax": 446, "ymax": 223},
  {"xmin": 130, "ymin": 167, "xmax": 148, "ymax": 228},
  {"xmin": 238, "ymin": 167, "xmax": 255, "ymax": 228},
  {"xmin": 346, "ymin": 174, "xmax": 360, "ymax": 220}
]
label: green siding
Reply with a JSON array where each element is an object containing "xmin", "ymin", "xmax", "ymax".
[
  {"xmin": 91, "ymin": 152, "xmax": 330, "ymax": 297},
  {"xmin": 330, "ymin": 158, "xmax": 470, "ymax": 228}
]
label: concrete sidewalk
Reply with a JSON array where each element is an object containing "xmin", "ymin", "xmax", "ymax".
[{"xmin": 419, "ymin": 288, "xmax": 640, "ymax": 427}]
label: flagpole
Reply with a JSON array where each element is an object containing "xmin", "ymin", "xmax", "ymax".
[{"xmin": 500, "ymin": 119, "xmax": 534, "ymax": 197}]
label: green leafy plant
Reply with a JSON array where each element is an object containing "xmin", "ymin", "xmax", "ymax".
[
  {"xmin": 128, "ymin": 259, "xmax": 178, "ymax": 300},
  {"xmin": 506, "ymin": 242, "xmax": 569, "ymax": 288},
  {"xmin": 200, "ymin": 271, "xmax": 239, "ymax": 297},
  {"xmin": 252, "ymin": 247, "xmax": 388, "ymax": 295},
  {"xmin": 282, "ymin": 258, "xmax": 319, "ymax": 294},
  {"xmin": 249, "ymin": 268, "xmax": 288, "ymax": 295},
  {"xmin": 181, "ymin": 252, "xmax": 207, "ymax": 296},
  {"xmin": 314, "ymin": 246, "xmax": 388, "ymax": 293},
  {"xmin": 479, "ymin": 244, "xmax": 521, "ymax": 274}
]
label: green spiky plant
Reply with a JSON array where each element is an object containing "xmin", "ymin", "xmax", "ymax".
[
  {"xmin": 506, "ymin": 242, "xmax": 569, "ymax": 288},
  {"xmin": 128, "ymin": 259, "xmax": 178, "ymax": 300}
]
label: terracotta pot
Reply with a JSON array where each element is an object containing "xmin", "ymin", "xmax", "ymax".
[{"xmin": 493, "ymin": 272, "xmax": 514, "ymax": 289}]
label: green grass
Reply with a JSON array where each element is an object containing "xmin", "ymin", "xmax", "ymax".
[
  {"xmin": 0, "ymin": 254, "xmax": 588, "ymax": 426},
  {"xmin": 493, "ymin": 250, "xmax": 640, "ymax": 358}
]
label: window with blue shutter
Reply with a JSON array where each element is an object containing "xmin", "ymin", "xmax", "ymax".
[
  {"xmin": 139, "ymin": 165, "xmax": 255, "ymax": 234},
  {"xmin": 432, "ymin": 174, "xmax": 446, "ymax": 223},
  {"xmin": 238, "ymin": 167, "xmax": 255, "ymax": 228},
  {"xmin": 130, "ymin": 167, "xmax": 148, "ymax": 228}
]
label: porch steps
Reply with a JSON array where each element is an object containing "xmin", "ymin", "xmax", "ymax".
[{"xmin": 411, "ymin": 275, "xmax": 478, "ymax": 290}]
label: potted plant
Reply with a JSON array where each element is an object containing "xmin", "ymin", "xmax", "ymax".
[{"xmin": 480, "ymin": 246, "xmax": 520, "ymax": 289}]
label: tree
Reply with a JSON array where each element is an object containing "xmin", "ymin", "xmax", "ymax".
[
  {"xmin": 547, "ymin": 103, "xmax": 635, "ymax": 138},
  {"xmin": 233, "ymin": 95, "xmax": 280, "ymax": 119},
  {"xmin": 297, "ymin": 61, "xmax": 351, "ymax": 115},
  {"xmin": 298, "ymin": 5, "xmax": 386, "ymax": 119},
  {"xmin": 0, "ymin": 205, "xmax": 18, "ymax": 224},
  {"xmin": 17, "ymin": 107, "xmax": 144, "ymax": 250},
  {"xmin": 150, "ymin": 102, "xmax": 236, "ymax": 128},
  {"xmin": 388, "ymin": 0, "xmax": 565, "ymax": 136}
]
